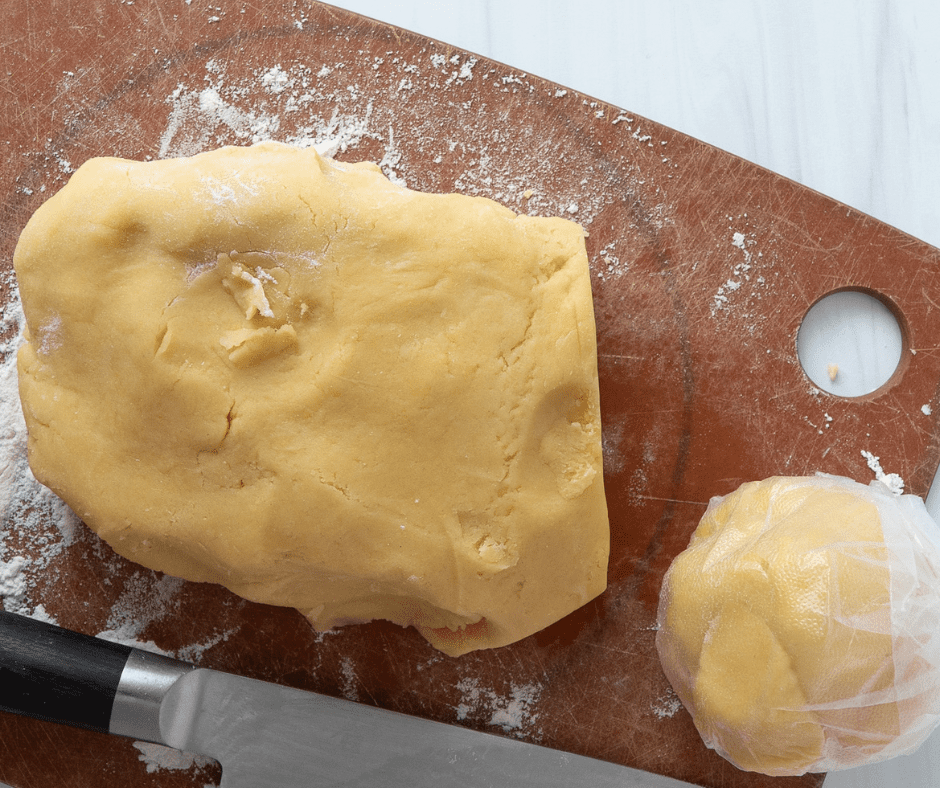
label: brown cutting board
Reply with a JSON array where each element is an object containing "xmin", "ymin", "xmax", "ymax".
[{"xmin": 2, "ymin": 2, "xmax": 940, "ymax": 787}]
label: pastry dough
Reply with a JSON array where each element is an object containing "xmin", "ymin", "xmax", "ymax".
[
  {"xmin": 656, "ymin": 475, "xmax": 940, "ymax": 775},
  {"xmin": 14, "ymin": 142, "xmax": 609, "ymax": 656}
]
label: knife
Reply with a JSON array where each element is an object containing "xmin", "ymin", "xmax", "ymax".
[{"xmin": 0, "ymin": 611, "xmax": 696, "ymax": 787}]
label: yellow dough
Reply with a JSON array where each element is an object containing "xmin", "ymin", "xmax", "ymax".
[
  {"xmin": 656, "ymin": 475, "xmax": 940, "ymax": 775},
  {"xmin": 14, "ymin": 142, "xmax": 609, "ymax": 656}
]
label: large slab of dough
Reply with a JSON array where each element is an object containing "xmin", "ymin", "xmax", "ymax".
[{"xmin": 14, "ymin": 142, "xmax": 609, "ymax": 656}]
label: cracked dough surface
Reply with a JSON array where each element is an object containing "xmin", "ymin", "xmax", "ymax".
[{"xmin": 14, "ymin": 141, "xmax": 609, "ymax": 656}]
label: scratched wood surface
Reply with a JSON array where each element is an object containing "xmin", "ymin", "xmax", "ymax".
[{"xmin": 2, "ymin": 2, "xmax": 940, "ymax": 787}]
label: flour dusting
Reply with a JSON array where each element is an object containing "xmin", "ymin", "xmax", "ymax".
[
  {"xmin": 0, "ymin": 555, "xmax": 29, "ymax": 613},
  {"xmin": 455, "ymin": 677, "xmax": 543, "ymax": 738},
  {"xmin": 651, "ymin": 686, "xmax": 683, "ymax": 720},
  {"xmin": 339, "ymin": 656, "xmax": 360, "ymax": 701},
  {"xmin": 712, "ymin": 231, "xmax": 753, "ymax": 315},
  {"xmin": 0, "ymin": 276, "xmax": 83, "ymax": 617},
  {"xmin": 100, "ymin": 573, "xmax": 186, "ymax": 643},
  {"xmin": 25, "ymin": 42, "xmax": 665, "ymax": 259},
  {"xmin": 157, "ymin": 62, "xmax": 383, "ymax": 166},
  {"xmin": 860, "ymin": 450, "xmax": 904, "ymax": 495},
  {"xmin": 709, "ymin": 225, "xmax": 775, "ymax": 333},
  {"xmin": 601, "ymin": 419, "xmax": 626, "ymax": 475},
  {"xmin": 132, "ymin": 742, "xmax": 215, "ymax": 775},
  {"xmin": 136, "ymin": 55, "xmax": 641, "ymax": 230}
]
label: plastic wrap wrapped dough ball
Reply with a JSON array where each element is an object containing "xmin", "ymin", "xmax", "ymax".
[{"xmin": 656, "ymin": 474, "xmax": 940, "ymax": 776}]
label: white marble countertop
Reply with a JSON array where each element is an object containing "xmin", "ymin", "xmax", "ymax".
[{"xmin": 329, "ymin": 2, "xmax": 940, "ymax": 786}]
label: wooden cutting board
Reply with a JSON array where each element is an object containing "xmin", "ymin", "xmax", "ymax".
[{"xmin": 2, "ymin": 2, "xmax": 940, "ymax": 786}]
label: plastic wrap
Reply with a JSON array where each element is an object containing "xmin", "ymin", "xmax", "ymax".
[{"xmin": 655, "ymin": 474, "xmax": 940, "ymax": 776}]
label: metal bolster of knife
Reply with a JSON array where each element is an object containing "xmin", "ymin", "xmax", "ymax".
[
  {"xmin": 108, "ymin": 648, "xmax": 196, "ymax": 744},
  {"xmin": 0, "ymin": 610, "xmax": 194, "ymax": 746}
]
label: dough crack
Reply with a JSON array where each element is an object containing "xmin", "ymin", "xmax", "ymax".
[
  {"xmin": 154, "ymin": 323, "xmax": 169, "ymax": 357},
  {"xmin": 221, "ymin": 402, "xmax": 235, "ymax": 443},
  {"xmin": 316, "ymin": 470, "xmax": 351, "ymax": 501},
  {"xmin": 498, "ymin": 307, "xmax": 536, "ymax": 369},
  {"xmin": 296, "ymin": 193, "xmax": 319, "ymax": 226}
]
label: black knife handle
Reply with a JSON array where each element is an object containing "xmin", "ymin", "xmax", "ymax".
[{"xmin": 0, "ymin": 610, "xmax": 133, "ymax": 733}]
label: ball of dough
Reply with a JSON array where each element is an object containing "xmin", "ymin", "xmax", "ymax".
[
  {"xmin": 656, "ymin": 475, "xmax": 940, "ymax": 775},
  {"xmin": 14, "ymin": 141, "xmax": 609, "ymax": 656}
]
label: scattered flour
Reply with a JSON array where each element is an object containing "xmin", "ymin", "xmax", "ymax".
[
  {"xmin": 260, "ymin": 64, "xmax": 292, "ymax": 94},
  {"xmin": 454, "ymin": 677, "xmax": 543, "ymax": 738},
  {"xmin": 158, "ymin": 61, "xmax": 386, "ymax": 161},
  {"xmin": 435, "ymin": 54, "xmax": 477, "ymax": 86},
  {"xmin": 860, "ymin": 450, "xmax": 905, "ymax": 495},
  {"xmin": 594, "ymin": 241, "xmax": 629, "ymax": 281},
  {"xmin": 712, "ymin": 231, "xmax": 753, "ymax": 315},
  {"xmin": 100, "ymin": 573, "xmax": 187, "ymax": 643},
  {"xmin": 26, "ymin": 46, "xmax": 636, "ymax": 242},
  {"xmin": 601, "ymin": 419, "xmax": 626, "ymax": 475},
  {"xmin": 0, "ymin": 276, "xmax": 82, "ymax": 617},
  {"xmin": 132, "ymin": 742, "xmax": 215, "ymax": 775},
  {"xmin": 142, "ymin": 56, "xmax": 621, "ymax": 226},
  {"xmin": 377, "ymin": 124, "xmax": 405, "ymax": 184},
  {"xmin": 36, "ymin": 314, "xmax": 62, "ymax": 354},
  {"xmin": 159, "ymin": 84, "xmax": 281, "ymax": 158},
  {"xmin": 0, "ymin": 555, "xmax": 29, "ymax": 613},
  {"xmin": 651, "ymin": 687, "xmax": 683, "ymax": 720},
  {"xmin": 339, "ymin": 656, "xmax": 360, "ymax": 701},
  {"xmin": 923, "ymin": 404, "xmax": 933, "ymax": 416},
  {"xmin": 709, "ymin": 226, "xmax": 774, "ymax": 332}
]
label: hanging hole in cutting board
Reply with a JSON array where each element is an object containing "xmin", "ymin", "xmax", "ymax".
[{"xmin": 797, "ymin": 288, "xmax": 908, "ymax": 398}]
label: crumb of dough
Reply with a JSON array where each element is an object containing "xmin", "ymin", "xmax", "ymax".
[
  {"xmin": 828, "ymin": 362, "xmax": 839, "ymax": 381},
  {"xmin": 656, "ymin": 475, "xmax": 940, "ymax": 775},
  {"xmin": 13, "ymin": 141, "xmax": 609, "ymax": 656}
]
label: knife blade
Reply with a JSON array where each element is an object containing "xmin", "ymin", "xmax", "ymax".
[{"xmin": 0, "ymin": 611, "xmax": 696, "ymax": 787}]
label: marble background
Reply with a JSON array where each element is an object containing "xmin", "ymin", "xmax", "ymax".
[{"xmin": 328, "ymin": 2, "xmax": 940, "ymax": 787}]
